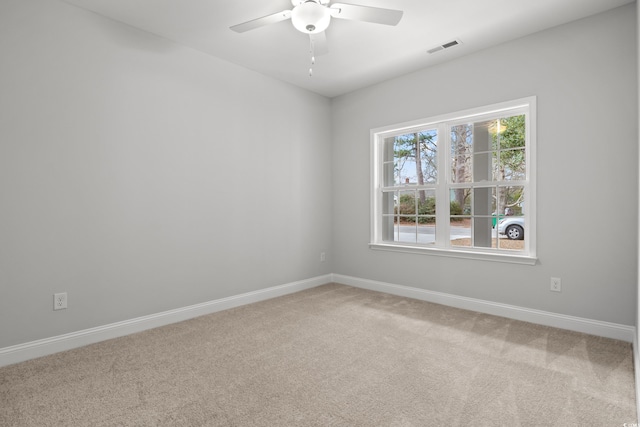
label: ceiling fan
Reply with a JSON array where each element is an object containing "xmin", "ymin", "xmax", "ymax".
[{"xmin": 230, "ymin": 0, "xmax": 403, "ymax": 61}]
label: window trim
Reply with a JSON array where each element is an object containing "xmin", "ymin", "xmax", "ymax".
[{"xmin": 370, "ymin": 97, "xmax": 537, "ymax": 265}]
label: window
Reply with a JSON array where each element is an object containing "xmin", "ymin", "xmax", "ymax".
[{"xmin": 370, "ymin": 97, "xmax": 536, "ymax": 264}]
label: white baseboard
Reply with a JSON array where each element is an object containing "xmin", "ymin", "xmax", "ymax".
[
  {"xmin": 1, "ymin": 273, "xmax": 635, "ymax": 369},
  {"xmin": 0, "ymin": 274, "xmax": 332, "ymax": 368},
  {"xmin": 333, "ymin": 274, "xmax": 636, "ymax": 342}
]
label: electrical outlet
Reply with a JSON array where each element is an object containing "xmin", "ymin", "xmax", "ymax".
[
  {"xmin": 550, "ymin": 277, "xmax": 562, "ymax": 293},
  {"xmin": 54, "ymin": 292, "xmax": 67, "ymax": 310},
  {"xmin": 320, "ymin": 252, "xmax": 326, "ymax": 262}
]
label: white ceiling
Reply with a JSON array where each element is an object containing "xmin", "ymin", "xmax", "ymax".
[{"xmin": 63, "ymin": 0, "xmax": 634, "ymax": 98}]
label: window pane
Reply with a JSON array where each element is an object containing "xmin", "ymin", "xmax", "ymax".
[
  {"xmin": 395, "ymin": 216, "xmax": 415, "ymax": 244},
  {"xmin": 493, "ymin": 148, "xmax": 526, "ymax": 181},
  {"xmin": 382, "ymin": 215, "xmax": 395, "ymax": 242},
  {"xmin": 471, "ymin": 217, "xmax": 493, "ymax": 248},
  {"xmin": 470, "ymin": 187, "xmax": 495, "ymax": 248},
  {"xmin": 452, "ymin": 115, "xmax": 526, "ymax": 184},
  {"xmin": 450, "ymin": 216, "xmax": 471, "ymax": 247},
  {"xmin": 395, "ymin": 217, "xmax": 437, "ymax": 245},
  {"xmin": 397, "ymin": 190, "xmax": 417, "ymax": 216},
  {"xmin": 383, "ymin": 160, "xmax": 395, "ymax": 186},
  {"xmin": 381, "ymin": 190, "xmax": 395, "ymax": 242},
  {"xmin": 447, "ymin": 186, "xmax": 525, "ymax": 250},
  {"xmin": 382, "ymin": 191, "xmax": 395, "ymax": 216},
  {"xmin": 496, "ymin": 213, "xmax": 525, "ymax": 250},
  {"xmin": 473, "ymin": 120, "xmax": 494, "ymax": 183},
  {"xmin": 450, "ymin": 120, "xmax": 495, "ymax": 184},
  {"xmin": 450, "ymin": 124, "xmax": 472, "ymax": 184},
  {"xmin": 385, "ymin": 131, "xmax": 438, "ymax": 186},
  {"xmin": 492, "ymin": 115, "xmax": 526, "ymax": 181},
  {"xmin": 382, "ymin": 137, "xmax": 396, "ymax": 186},
  {"xmin": 495, "ymin": 186, "xmax": 525, "ymax": 250},
  {"xmin": 416, "ymin": 189, "xmax": 436, "ymax": 225},
  {"xmin": 381, "ymin": 188, "xmax": 438, "ymax": 245},
  {"xmin": 493, "ymin": 115, "xmax": 526, "ymax": 150},
  {"xmin": 450, "ymin": 188, "xmax": 471, "ymax": 216},
  {"xmin": 497, "ymin": 186, "xmax": 524, "ymax": 217},
  {"xmin": 420, "ymin": 131, "xmax": 438, "ymax": 183}
]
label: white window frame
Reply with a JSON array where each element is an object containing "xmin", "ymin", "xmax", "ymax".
[{"xmin": 370, "ymin": 97, "xmax": 537, "ymax": 265}]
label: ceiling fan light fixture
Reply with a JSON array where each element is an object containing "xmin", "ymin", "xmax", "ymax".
[{"xmin": 291, "ymin": 1, "xmax": 331, "ymax": 34}]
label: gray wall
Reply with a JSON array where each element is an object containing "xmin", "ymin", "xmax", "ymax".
[
  {"xmin": 0, "ymin": 0, "xmax": 637, "ymax": 350},
  {"xmin": 0, "ymin": 0, "xmax": 333, "ymax": 348},
  {"xmin": 331, "ymin": 4, "xmax": 638, "ymax": 326}
]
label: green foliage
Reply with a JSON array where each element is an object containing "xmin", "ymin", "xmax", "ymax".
[
  {"xmin": 492, "ymin": 115, "xmax": 526, "ymax": 181},
  {"xmin": 395, "ymin": 195, "xmax": 462, "ymax": 224},
  {"xmin": 450, "ymin": 200, "xmax": 463, "ymax": 217},
  {"xmin": 496, "ymin": 115, "xmax": 525, "ymax": 149},
  {"xmin": 396, "ymin": 194, "xmax": 417, "ymax": 216}
]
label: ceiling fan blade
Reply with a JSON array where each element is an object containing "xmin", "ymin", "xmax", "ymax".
[
  {"xmin": 330, "ymin": 3, "xmax": 403, "ymax": 26},
  {"xmin": 230, "ymin": 10, "xmax": 292, "ymax": 33},
  {"xmin": 310, "ymin": 32, "xmax": 329, "ymax": 56}
]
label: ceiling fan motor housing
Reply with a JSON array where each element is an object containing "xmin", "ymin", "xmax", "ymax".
[{"xmin": 291, "ymin": 0, "xmax": 331, "ymax": 34}]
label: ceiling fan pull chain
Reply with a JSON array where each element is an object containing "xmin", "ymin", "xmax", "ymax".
[
  {"xmin": 310, "ymin": 37, "xmax": 316, "ymax": 65},
  {"xmin": 309, "ymin": 37, "xmax": 315, "ymax": 77}
]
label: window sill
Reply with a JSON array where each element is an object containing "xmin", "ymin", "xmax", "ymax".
[{"xmin": 369, "ymin": 243, "xmax": 537, "ymax": 265}]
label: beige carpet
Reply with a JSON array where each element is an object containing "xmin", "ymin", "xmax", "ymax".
[{"xmin": 0, "ymin": 283, "xmax": 636, "ymax": 426}]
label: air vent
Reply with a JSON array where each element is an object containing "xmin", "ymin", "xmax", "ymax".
[{"xmin": 427, "ymin": 39, "xmax": 461, "ymax": 54}]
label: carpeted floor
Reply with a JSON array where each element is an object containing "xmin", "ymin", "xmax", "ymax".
[{"xmin": 0, "ymin": 283, "xmax": 636, "ymax": 426}]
